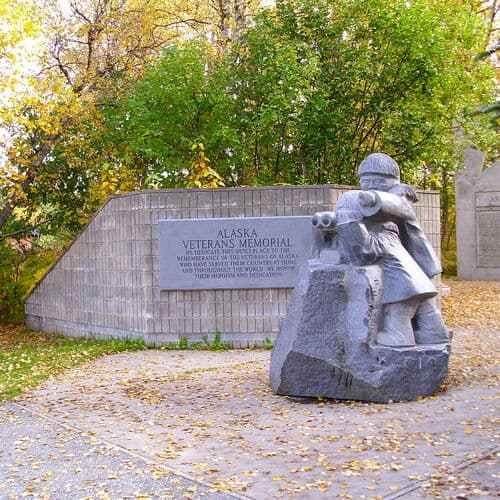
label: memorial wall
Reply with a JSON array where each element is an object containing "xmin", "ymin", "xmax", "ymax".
[{"xmin": 25, "ymin": 185, "xmax": 441, "ymax": 347}]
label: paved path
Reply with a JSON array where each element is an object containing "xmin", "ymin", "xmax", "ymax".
[{"xmin": 0, "ymin": 338, "xmax": 498, "ymax": 499}]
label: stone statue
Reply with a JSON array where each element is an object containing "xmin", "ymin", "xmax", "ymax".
[
  {"xmin": 315, "ymin": 153, "xmax": 450, "ymax": 347},
  {"xmin": 270, "ymin": 153, "xmax": 451, "ymax": 403}
]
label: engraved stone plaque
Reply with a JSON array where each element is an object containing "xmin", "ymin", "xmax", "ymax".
[
  {"xmin": 159, "ymin": 217, "xmax": 312, "ymax": 290},
  {"xmin": 477, "ymin": 209, "xmax": 500, "ymax": 267}
]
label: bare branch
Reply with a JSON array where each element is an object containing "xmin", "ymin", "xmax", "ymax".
[{"xmin": 0, "ymin": 218, "xmax": 54, "ymax": 240}]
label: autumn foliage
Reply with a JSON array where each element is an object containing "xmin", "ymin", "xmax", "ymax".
[{"xmin": 0, "ymin": 0, "xmax": 498, "ymax": 319}]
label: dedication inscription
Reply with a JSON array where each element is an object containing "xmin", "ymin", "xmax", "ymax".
[
  {"xmin": 159, "ymin": 217, "xmax": 312, "ymax": 290},
  {"xmin": 476, "ymin": 191, "xmax": 500, "ymax": 268},
  {"xmin": 477, "ymin": 210, "xmax": 500, "ymax": 267}
]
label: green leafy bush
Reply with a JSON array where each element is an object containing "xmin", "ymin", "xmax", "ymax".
[{"xmin": 0, "ymin": 242, "xmax": 24, "ymax": 322}]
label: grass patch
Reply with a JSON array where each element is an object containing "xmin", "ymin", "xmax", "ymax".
[
  {"xmin": 201, "ymin": 330, "xmax": 231, "ymax": 351},
  {"xmin": 0, "ymin": 324, "xmax": 145, "ymax": 401},
  {"xmin": 261, "ymin": 337, "xmax": 273, "ymax": 349},
  {"xmin": 441, "ymin": 229, "xmax": 457, "ymax": 278},
  {"xmin": 162, "ymin": 330, "xmax": 231, "ymax": 351}
]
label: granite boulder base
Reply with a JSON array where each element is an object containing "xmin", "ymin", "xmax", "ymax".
[{"xmin": 269, "ymin": 260, "xmax": 450, "ymax": 403}]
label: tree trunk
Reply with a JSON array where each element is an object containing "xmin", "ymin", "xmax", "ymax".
[{"xmin": 215, "ymin": 0, "xmax": 248, "ymax": 50}]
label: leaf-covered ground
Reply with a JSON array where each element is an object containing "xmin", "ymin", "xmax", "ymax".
[
  {"xmin": 441, "ymin": 279, "xmax": 500, "ymax": 331},
  {"xmin": 440, "ymin": 280, "xmax": 500, "ymax": 392},
  {"xmin": 1, "ymin": 280, "xmax": 497, "ymax": 499},
  {"xmin": 0, "ymin": 327, "xmax": 144, "ymax": 400},
  {"xmin": 1, "ymin": 279, "xmax": 496, "ymax": 401}
]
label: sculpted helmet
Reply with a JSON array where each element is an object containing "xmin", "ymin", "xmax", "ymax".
[{"xmin": 358, "ymin": 153, "xmax": 400, "ymax": 181}]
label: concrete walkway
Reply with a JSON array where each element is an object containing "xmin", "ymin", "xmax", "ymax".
[{"xmin": 0, "ymin": 333, "xmax": 498, "ymax": 499}]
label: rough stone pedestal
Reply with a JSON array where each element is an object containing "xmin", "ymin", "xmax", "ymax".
[{"xmin": 270, "ymin": 260, "xmax": 450, "ymax": 403}]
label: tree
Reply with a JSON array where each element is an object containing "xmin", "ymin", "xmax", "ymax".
[
  {"xmin": 100, "ymin": 0, "xmax": 497, "ymax": 199},
  {"xmin": 0, "ymin": 0, "xmax": 78, "ymax": 235},
  {"xmin": 227, "ymin": 0, "xmax": 496, "ymax": 188},
  {"xmin": 0, "ymin": 0, "xmax": 257, "ymax": 317},
  {"xmin": 473, "ymin": 0, "xmax": 499, "ymax": 129},
  {"xmin": 212, "ymin": 0, "xmax": 253, "ymax": 50},
  {"xmin": 0, "ymin": 0, "xmax": 255, "ymax": 238},
  {"xmin": 97, "ymin": 43, "xmax": 233, "ymax": 194}
]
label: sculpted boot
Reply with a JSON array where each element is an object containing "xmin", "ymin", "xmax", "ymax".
[
  {"xmin": 413, "ymin": 298, "xmax": 451, "ymax": 344},
  {"xmin": 376, "ymin": 301, "xmax": 417, "ymax": 347}
]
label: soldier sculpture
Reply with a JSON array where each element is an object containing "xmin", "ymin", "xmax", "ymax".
[
  {"xmin": 270, "ymin": 153, "xmax": 451, "ymax": 402},
  {"xmin": 312, "ymin": 153, "xmax": 450, "ymax": 347}
]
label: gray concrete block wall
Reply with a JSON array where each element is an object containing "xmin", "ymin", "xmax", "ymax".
[
  {"xmin": 25, "ymin": 185, "xmax": 441, "ymax": 347},
  {"xmin": 25, "ymin": 193, "xmax": 155, "ymax": 339},
  {"xmin": 146, "ymin": 185, "xmax": 349, "ymax": 347},
  {"xmin": 413, "ymin": 191, "xmax": 441, "ymax": 254}
]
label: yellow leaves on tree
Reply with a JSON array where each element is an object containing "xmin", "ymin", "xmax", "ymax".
[
  {"xmin": 0, "ymin": 1, "xmax": 160, "ymax": 229},
  {"xmin": 39, "ymin": 0, "xmax": 188, "ymax": 94},
  {"xmin": 186, "ymin": 144, "xmax": 225, "ymax": 189},
  {"xmin": 37, "ymin": 0, "xmax": 253, "ymax": 95},
  {"xmin": 0, "ymin": 69, "xmax": 88, "ymax": 226},
  {"xmin": 1, "ymin": 0, "xmax": 245, "ymax": 234},
  {"xmin": 86, "ymin": 159, "xmax": 140, "ymax": 209},
  {"xmin": 0, "ymin": 0, "xmax": 40, "ymax": 60},
  {"xmin": 0, "ymin": 0, "xmax": 81, "ymax": 229}
]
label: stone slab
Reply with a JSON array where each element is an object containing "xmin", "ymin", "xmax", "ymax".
[
  {"xmin": 159, "ymin": 216, "xmax": 312, "ymax": 290},
  {"xmin": 270, "ymin": 260, "xmax": 450, "ymax": 403},
  {"xmin": 456, "ymin": 149, "xmax": 500, "ymax": 280}
]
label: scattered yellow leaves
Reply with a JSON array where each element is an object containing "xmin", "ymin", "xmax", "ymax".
[
  {"xmin": 441, "ymin": 280, "xmax": 500, "ymax": 330},
  {"xmin": 390, "ymin": 463, "xmax": 404, "ymax": 471}
]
